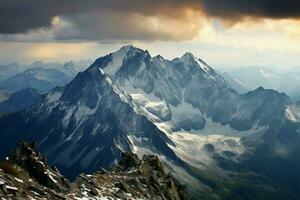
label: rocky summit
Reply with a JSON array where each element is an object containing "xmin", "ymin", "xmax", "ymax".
[{"xmin": 0, "ymin": 142, "xmax": 188, "ymax": 200}]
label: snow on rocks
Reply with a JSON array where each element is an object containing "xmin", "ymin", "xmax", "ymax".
[{"xmin": 0, "ymin": 142, "xmax": 188, "ymax": 200}]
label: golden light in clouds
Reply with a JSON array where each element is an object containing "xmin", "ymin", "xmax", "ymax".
[
  {"xmin": 27, "ymin": 43, "xmax": 95, "ymax": 60},
  {"xmin": 196, "ymin": 17, "xmax": 300, "ymax": 53},
  {"xmin": 24, "ymin": 17, "xmax": 300, "ymax": 62},
  {"xmin": 136, "ymin": 8, "xmax": 205, "ymax": 41},
  {"xmin": 279, "ymin": 20, "xmax": 300, "ymax": 41},
  {"xmin": 51, "ymin": 16, "xmax": 61, "ymax": 26}
]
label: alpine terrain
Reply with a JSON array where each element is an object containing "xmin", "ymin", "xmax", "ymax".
[
  {"xmin": 0, "ymin": 45, "xmax": 299, "ymax": 200},
  {"xmin": 0, "ymin": 142, "xmax": 188, "ymax": 200}
]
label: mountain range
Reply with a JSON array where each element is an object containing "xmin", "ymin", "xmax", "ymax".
[
  {"xmin": 0, "ymin": 45, "xmax": 299, "ymax": 199},
  {"xmin": 0, "ymin": 60, "xmax": 92, "ymax": 93},
  {"xmin": 220, "ymin": 66, "xmax": 300, "ymax": 97},
  {"xmin": 0, "ymin": 62, "xmax": 80, "ymax": 92}
]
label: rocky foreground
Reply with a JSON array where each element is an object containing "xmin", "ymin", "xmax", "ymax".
[{"xmin": 0, "ymin": 142, "xmax": 188, "ymax": 200}]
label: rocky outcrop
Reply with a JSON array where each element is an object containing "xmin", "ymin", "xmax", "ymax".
[
  {"xmin": 0, "ymin": 142, "xmax": 188, "ymax": 200},
  {"xmin": 0, "ymin": 142, "xmax": 70, "ymax": 199}
]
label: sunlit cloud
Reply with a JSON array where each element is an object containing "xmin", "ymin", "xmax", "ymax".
[
  {"xmin": 0, "ymin": 1, "xmax": 300, "ymax": 68},
  {"xmin": 196, "ymin": 18, "xmax": 300, "ymax": 53}
]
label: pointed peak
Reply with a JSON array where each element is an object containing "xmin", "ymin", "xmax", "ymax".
[
  {"xmin": 181, "ymin": 52, "xmax": 209, "ymax": 66},
  {"xmin": 118, "ymin": 44, "xmax": 143, "ymax": 53},
  {"xmin": 120, "ymin": 44, "xmax": 134, "ymax": 49},
  {"xmin": 115, "ymin": 45, "xmax": 151, "ymax": 59},
  {"xmin": 153, "ymin": 54, "xmax": 164, "ymax": 61},
  {"xmin": 182, "ymin": 52, "xmax": 195, "ymax": 58},
  {"xmin": 181, "ymin": 52, "xmax": 201, "ymax": 64},
  {"xmin": 180, "ymin": 52, "xmax": 214, "ymax": 74},
  {"xmin": 181, "ymin": 52, "xmax": 197, "ymax": 60},
  {"xmin": 257, "ymin": 86, "xmax": 265, "ymax": 91}
]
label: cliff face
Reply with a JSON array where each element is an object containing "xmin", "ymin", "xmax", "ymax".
[{"xmin": 0, "ymin": 142, "xmax": 188, "ymax": 200}]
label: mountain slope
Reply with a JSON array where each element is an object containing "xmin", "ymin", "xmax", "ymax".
[
  {"xmin": 0, "ymin": 63, "xmax": 26, "ymax": 81},
  {"xmin": 221, "ymin": 66, "xmax": 300, "ymax": 96},
  {"xmin": 92, "ymin": 45, "xmax": 300, "ymax": 198},
  {"xmin": 0, "ymin": 64, "xmax": 182, "ymax": 180},
  {"xmin": 0, "ymin": 88, "xmax": 41, "ymax": 113},
  {"xmin": 94, "ymin": 46, "xmax": 291, "ymax": 133},
  {"xmin": 221, "ymin": 67, "xmax": 279, "ymax": 91}
]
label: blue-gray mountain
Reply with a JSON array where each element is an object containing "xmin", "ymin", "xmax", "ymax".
[
  {"xmin": 0, "ymin": 62, "xmax": 79, "ymax": 92},
  {"xmin": 0, "ymin": 88, "xmax": 41, "ymax": 113},
  {"xmin": 220, "ymin": 71, "xmax": 247, "ymax": 94},
  {"xmin": 0, "ymin": 63, "xmax": 27, "ymax": 81},
  {"xmin": 221, "ymin": 66, "xmax": 300, "ymax": 96},
  {"xmin": 0, "ymin": 46, "xmax": 299, "ymax": 200},
  {"xmin": 0, "ymin": 61, "xmax": 66, "ymax": 82}
]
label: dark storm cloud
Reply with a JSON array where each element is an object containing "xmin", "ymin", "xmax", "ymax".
[
  {"xmin": 0, "ymin": 0, "xmax": 202, "ymax": 41},
  {"xmin": 0, "ymin": 0, "xmax": 195, "ymax": 34},
  {"xmin": 201, "ymin": 0, "xmax": 300, "ymax": 20},
  {"xmin": 0, "ymin": 0, "xmax": 103, "ymax": 34},
  {"xmin": 0, "ymin": 0, "xmax": 300, "ymax": 41}
]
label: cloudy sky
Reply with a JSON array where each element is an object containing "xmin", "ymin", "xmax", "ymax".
[{"xmin": 0, "ymin": 0, "xmax": 300, "ymax": 69}]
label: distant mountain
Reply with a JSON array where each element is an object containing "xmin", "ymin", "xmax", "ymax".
[
  {"xmin": 223, "ymin": 66, "xmax": 279, "ymax": 90},
  {"xmin": 26, "ymin": 60, "xmax": 63, "ymax": 69},
  {"xmin": 0, "ymin": 60, "xmax": 89, "ymax": 93},
  {"xmin": 0, "ymin": 88, "xmax": 41, "ymax": 113},
  {"xmin": 0, "ymin": 61, "xmax": 64, "ymax": 82},
  {"xmin": 220, "ymin": 71, "xmax": 247, "ymax": 93},
  {"xmin": 59, "ymin": 61, "xmax": 81, "ymax": 78},
  {"xmin": 222, "ymin": 66, "xmax": 300, "ymax": 96},
  {"xmin": 0, "ymin": 65, "xmax": 78, "ymax": 92},
  {"xmin": 0, "ymin": 63, "xmax": 27, "ymax": 81},
  {"xmin": 72, "ymin": 59, "xmax": 93, "ymax": 71},
  {"xmin": 0, "ymin": 46, "xmax": 299, "ymax": 199}
]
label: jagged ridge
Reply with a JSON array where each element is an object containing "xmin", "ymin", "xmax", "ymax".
[{"xmin": 0, "ymin": 142, "xmax": 188, "ymax": 200}]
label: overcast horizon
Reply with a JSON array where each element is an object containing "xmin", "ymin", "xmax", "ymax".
[{"xmin": 1, "ymin": 1, "xmax": 300, "ymax": 69}]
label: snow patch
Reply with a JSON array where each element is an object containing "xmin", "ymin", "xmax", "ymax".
[
  {"xmin": 167, "ymin": 131, "xmax": 245, "ymax": 167},
  {"xmin": 286, "ymin": 106, "xmax": 300, "ymax": 122},
  {"xmin": 127, "ymin": 135, "xmax": 155, "ymax": 157},
  {"xmin": 14, "ymin": 177, "xmax": 23, "ymax": 183},
  {"xmin": 44, "ymin": 169, "xmax": 58, "ymax": 183},
  {"xmin": 46, "ymin": 91, "xmax": 62, "ymax": 103},
  {"xmin": 259, "ymin": 69, "xmax": 277, "ymax": 79}
]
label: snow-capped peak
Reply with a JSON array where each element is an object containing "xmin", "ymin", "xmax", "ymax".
[
  {"xmin": 181, "ymin": 52, "xmax": 211, "ymax": 73},
  {"xmin": 181, "ymin": 52, "xmax": 195, "ymax": 59},
  {"xmin": 117, "ymin": 44, "xmax": 145, "ymax": 55},
  {"xmin": 92, "ymin": 45, "xmax": 149, "ymax": 76}
]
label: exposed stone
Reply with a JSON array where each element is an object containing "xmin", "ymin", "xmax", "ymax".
[
  {"xmin": 0, "ymin": 142, "xmax": 188, "ymax": 200},
  {"xmin": 118, "ymin": 152, "xmax": 141, "ymax": 169},
  {"xmin": 115, "ymin": 181, "xmax": 130, "ymax": 193},
  {"xmin": 90, "ymin": 187, "xmax": 99, "ymax": 196},
  {"xmin": 29, "ymin": 185, "xmax": 46, "ymax": 196}
]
